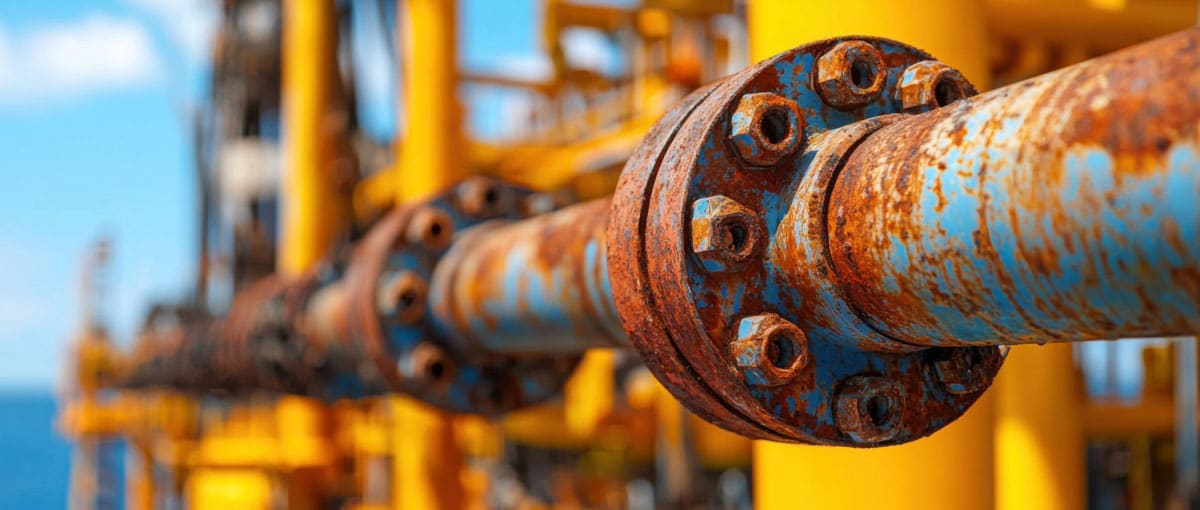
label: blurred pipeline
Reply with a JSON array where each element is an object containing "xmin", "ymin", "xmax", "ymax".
[{"xmin": 118, "ymin": 27, "xmax": 1200, "ymax": 448}]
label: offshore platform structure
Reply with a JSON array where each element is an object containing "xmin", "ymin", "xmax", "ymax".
[{"xmin": 58, "ymin": 0, "xmax": 1200, "ymax": 508}]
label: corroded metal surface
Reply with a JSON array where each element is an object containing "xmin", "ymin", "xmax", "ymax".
[
  {"xmin": 120, "ymin": 29, "xmax": 1200, "ymax": 446},
  {"xmin": 816, "ymin": 40, "xmax": 889, "ymax": 110},
  {"xmin": 124, "ymin": 179, "xmax": 581, "ymax": 414},
  {"xmin": 829, "ymin": 28, "xmax": 1200, "ymax": 347},
  {"xmin": 429, "ymin": 198, "xmax": 626, "ymax": 355},
  {"xmin": 318, "ymin": 179, "xmax": 581, "ymax": 410},
  {"xmin": 608, "ymin": 84, "xmax": 790, "ymax": 440},
  {"xmin": 610, "ymin": 36, "xmax": 998, "ymax": 445}
]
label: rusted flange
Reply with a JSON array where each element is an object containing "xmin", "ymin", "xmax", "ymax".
[
  {"xmin": 135, "ymin": 178, "xmax": 581, "ymax": 410},
  {"xmin": 609, "ymin": 36, "xmax": 1003, "ymax": 445},
  {"xmin": 339, "ymin": 178, "xmax": 581, "ymax": 413}
]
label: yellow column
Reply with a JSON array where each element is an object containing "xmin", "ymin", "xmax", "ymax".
[
  {"xmin": 280, "ymin": 0, "xmax": 347, "ymax": 275},
  {"xmin": 995, "ymin": 344, "xmax": 1084, "ymax": 510},
  {"xmin": 186, "ymin": 470, "xmax": 273, "ymax": 510},
  {"xmin": 747, "ymin": 0, "xmax": 990, "ymax": 86},
  {"xmin": 748, "ymin": 1, "xmax": 995, "ymax": 509},
  {"xmin": 390, "ymin": 2, "xmax": 466, "ymax": 508},
  {"xmin": 390, "ymin": 399, "xmax": 464, "ymax": 510},
  {"xmin": 270, "ymin": 3, "xmax": 346, "ymax": 509},
  {"xmin": 126, "ymin": 438, "xmax": 154, "ymax": 510},
  {"xmin": 397, "ymin": 0, "xmax": 466, "ymax": 202},
  {"xmin": 756, "ymin": 393, "xmax": 996, "ymax": 509}
]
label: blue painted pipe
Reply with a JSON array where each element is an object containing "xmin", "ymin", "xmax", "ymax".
[
  {"xmin": 826, "ymin": 28, "xmax": 1200, "ymax": 347},
  {"xmin": 428, "ymin": 199, "xmax": 627, "ymax": 354}
]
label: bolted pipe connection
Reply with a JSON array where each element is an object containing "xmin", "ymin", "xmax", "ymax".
[
  {"xmin": 609, "ymin": 29, "xmax": 1200, "ymax": 445},
  {"xmin": 124, "ymin": 29, "xmax": 1200, "ymax": 450}
]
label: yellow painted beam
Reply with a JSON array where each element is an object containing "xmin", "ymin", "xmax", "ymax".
[
  {"xmin": 247, "ymin": 4, "xmax": 345, "ymax": 510},
  {"xmin": 279, "ymin": 0, "xmax": 348, "ymax": 275},
  {"xmin": 390, "ymin": 2, "xmax": 467, "ymax": 508},
  {"xmin": 187, "ymin": 469, "xmax": 273, "ymax": 510},
  {"xmin": 748, "ymin": 0, "xmax": 991, "ymax": 87},
  {"xmin": 755, "ymin": 392, "xmax": 996, "ymax": 509},
  {"xmin": 995, "ymin": 344, "xmax": 1085, "ymax": 510},
  {"xmin": 984, "ymin": 0, "xmax": 1196, "ymax": 54},
  {"xmin": 391, "ymin": 397, "xmax": 464, "ymax": 510},
  {"xmin": 397, "ymin": 0, "xmax": 465, "ymax": 202},
  {"xmin": 747, "ymin": 2, "xmax": 994, "ymax": 508},
  {"xmin": 1084, "ymin": 395, "xmax": 1176, "ymax": 438}
]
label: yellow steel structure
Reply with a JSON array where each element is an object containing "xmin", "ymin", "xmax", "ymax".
[
  {"xmin": 756, "ymin": 394, "xmax": 997, "ymax": 509},
  {"xmin": 278, "ymin": 0, "xmax": 349, "ymax": 276},
  {"xmin": 389, "ymin": 2, "xmax": 467, "ymax": 509},
  {"xmin": 276, "ymin": 1, "xmax": 346, "ymax": 507},
  {"xmin": 995, "ymin": 345, "xmax": 1086, "ymax": 510},
  {"xmin": 186, "ymin": 469, "xmax": 273, "ymax": 509},
  {"xmin": 748, "ymin": 0, "xmax": 992, "ymax": 86},
  {"xmin": 984, "ymin": 0, "xmax": 1197, "ymax": 53},
  {"xmin": 185, "ymin": 0, "xmax": 348, "ymax": 508},
  {"xmin": 396, "ymin": 0, "xmax": 467, "ymax": 202},
  {"xmin": 748, "ymin": 1, "xmax": 996, "ymax": 508}
]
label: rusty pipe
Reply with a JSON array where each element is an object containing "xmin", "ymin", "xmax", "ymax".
[
  {"xmin": 119, "ymin": 29, "xmax": 1200, "ymax": 444},
  {"xmin": 606, "ymin": 29, "xmax": 1200, "ymax": 444},
  {"xmin": 429, "ymin": 199, "xmax": 627, "ymax": 354},
  {"xmin": 826, "ymin": 28, "xmax": 1200, "ymax": 348}
]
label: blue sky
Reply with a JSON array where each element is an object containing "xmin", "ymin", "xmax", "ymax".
[
  {"xmin": 0, "ymin": 0, "xmax": 203, "ymax": 389},
  {"xmin": 0, "ymin": 0, "xmax": 553, "ymax": 389}
]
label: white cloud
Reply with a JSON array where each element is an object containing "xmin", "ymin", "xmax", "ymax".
[
  {"xmin": 561, "ymin": 28, "xmax": 614, "ymax": 75},
  {"xmin": 125, "ymin": 0, "xmax": 218, "ymax": 66},
  {"xmin": 0, "ymin": 246, "xmax": 50, "ymax": 339},
  {"xmin": 0, "ymin": 296, "xmax": 48, "ymax": 337},
  {"xmin": 0, "ymin": 15, "xmax": 161, "ymax": 106}
]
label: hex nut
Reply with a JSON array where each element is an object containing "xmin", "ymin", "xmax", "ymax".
[
  {"xmin": 729, "ymin": 314, "xmax": 809, "ymax": 386},
  {"xmin": 835, "ymin": 376, "xmax": 903, "ymax": 444},
  {"xmin": 405, "ymin": 342, "xmax": 455, "ymax": 389},
  {"xmin": 897, "ymin": 61, "xmax": 975, "ymax": 113},
  {"xmin": 930, "ymin": 347, "xmax": 994, "ymax": 395},
  {"xmin": 406, "ymin": 207, "xmax": 454, "ymax": 250},
  {"xmin": 690, "ymin": 195, "xmax": 764, "ymax": 272},
  {"xmin": 728, "ymin": 92, "xmax": 804, "ymax": 167},
  {"xmin": 816, "ymin": 40, "xmax": 887, "ymax": 110},
  {"xmin": 457, "ymin": 177, "xmax": 509, "ymax": 218},
  {"xmin": 378, "ymin": 271, "xmax": 428, "ymax": 325}
]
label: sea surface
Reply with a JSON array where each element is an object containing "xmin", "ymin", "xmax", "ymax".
[{"xmin": 0, "ymin": 390, "xmax": 73, "ymax": 509}]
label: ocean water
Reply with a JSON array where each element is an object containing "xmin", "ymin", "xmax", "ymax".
[{"xmin": 0, "ymin": 390, "xmax": 73, "ymax": 509}]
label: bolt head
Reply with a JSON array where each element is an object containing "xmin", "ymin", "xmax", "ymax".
[
  {"xmin": 728, "ymin": 92, "xmax": 804, "ymax": 167},
  {"xmin": 690, "ymin": 195, "xmax": 764, "ymax": 272},
  {"xmin": 729, "ymin": 314, "xmax": 809, "ymax": 386},
  {"xmin": 930, "ymin": 347, "xmax": 995, "ymax": 395},
  {"xmin": 378, "ymin": 271, "xmax": 428, "ymax": 325},
  {"xmin": 816, "ymin": 40, "xmax": 886, "ymax": 110},
  {"xmin": 404, "ymin": 342, "xmax": 454, "ymax": 389},
  {"xmin": 897, "ymin": 61, "xmax": 975, "ymax": 114},
  {"xmin": 457, "ymin": 177, "xmax": 509, "ymax": 218},
  {"xmin": 835, "ymin": 376, "xmax": 903, "ymax": 444},
  {"xmin": 406, "ymin": 207, "xmax": 454, "ymax": 250}
]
